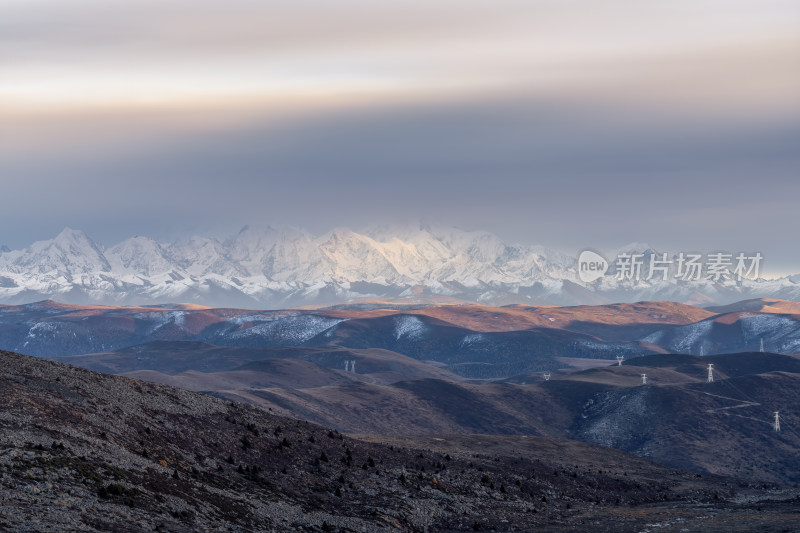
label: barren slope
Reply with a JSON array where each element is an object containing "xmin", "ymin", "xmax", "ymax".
[{"xmin": 7, "ymin": 350, "xmax": 799, "ymax": 531}]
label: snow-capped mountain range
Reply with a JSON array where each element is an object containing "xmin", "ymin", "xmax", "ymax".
[{"xmin": 0, "ymin": 225, "xmax": 798, "ymax": 307}]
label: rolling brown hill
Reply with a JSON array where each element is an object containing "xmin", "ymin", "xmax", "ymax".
[
  {"xmin": 320, "ymin": 300, "xmax": 713, "ymax": 332},
  {"xmin": 706, "ymin": 298, "xmax": 800, "ymax": 316},
  {"xmin": 5, "ymin": 299, "xmax": 800, "ymax": 376},
  {"xmin": 4, "ymin": 299, "xmax": 800, "ymax": 491},
  {"xmin": 7, "ymin": 349, "xmax": 798, "ymax": 532},
  {"xmin": 204, "ymin": 352, "xmax": 800, "ymax": 484},
  {"xmin": 60, "ymin": 342, "xmax": 463, "ymax": 389},
  {"xmin": 0, "ymin": 299, "xmax": 712, "ymax": 359}
]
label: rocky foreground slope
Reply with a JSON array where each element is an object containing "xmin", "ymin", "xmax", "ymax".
[{"xmin": 2, "ymin": 349, "xmax": 799, "ymax": 532}]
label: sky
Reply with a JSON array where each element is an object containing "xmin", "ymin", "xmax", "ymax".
[{"xmin": 2, "ymin": 0, "xmax": 799, "ymax": 274}]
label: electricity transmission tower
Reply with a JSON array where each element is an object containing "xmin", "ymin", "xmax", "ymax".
[
  {"xmin": 774, "ymin": 411, "xmax": 781, "ymax": 432},
  {"xmin": 707, "ymin": 363, "xmax": 714, "ymax": 383},
  {"xmin": 616, "ymin": 355, "xmax": 624, "ymax": 366}
]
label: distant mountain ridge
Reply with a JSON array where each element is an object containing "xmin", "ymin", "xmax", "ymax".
[
  {"xmin": 1, "ymin": 225, "xmax": 798, "ymax": 306},
  {"xmin": 3, "ymin": 299, "xmax": 799, "ymax": 368}
]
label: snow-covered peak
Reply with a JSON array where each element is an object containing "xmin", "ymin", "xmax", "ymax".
[
  {"xmin": 107, "ymin": 236, "xmax": 174, "ymax": 277},
  {"xmin": 0, "ymin": 225, "xmax": 797, "ymax": 307},
  {"xmin": 169, "ymin": 236, "xmax": 245, "ymax": 277},
  {"xmin": 260, "ymin": 229, "xmax": 329, "ymax": 282},
  {"xmin": 53, "ymin": 226, "xmax": 90, "ymax": 243},
  {"xmin": 317, "ymin": 228, "xmax": 403, "ymax": 282},
  {"xmin": 11, "ymin": 227, "xmax": 110, "ymax": 276},
  {"xmin": 227, "ymin": 225, "xmax": 311, "ymax": 264},
  {"xmin": 227, "ymin": 225, "xmax": 278, "ymax": 262}
]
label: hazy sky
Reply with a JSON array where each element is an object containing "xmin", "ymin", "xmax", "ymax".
[{"xmin": 2, "ymin": 0, "xmax": 799, "ymax": 273}]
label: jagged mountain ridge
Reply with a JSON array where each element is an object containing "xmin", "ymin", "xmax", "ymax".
[{"xmin": 1, "ymin": 225, "xmax": 798, "ymax": 306}]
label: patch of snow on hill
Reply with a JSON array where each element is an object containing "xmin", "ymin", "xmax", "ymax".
[
  {"xmin": 641, "ymin": 331, "xmax": 664, "ymax": 344},
  {"xmin": 22, "ymin": 321, "xmax": 74, "ymax": 349},
  {"xmin": 229, "ymin": 315, "xmax": 344, "ymax": 344},
  {"xmin": 580, "ymin": 388, "xmax": 655, "ymax": 453},
  {"xmin": 670, "ymin": 320, "xmax": 714, "ymax": 354},
  {"xmin": 575, "ymin": 340, "xmax": 644, "ymax": 357},
  {"xmin": 739, "ymin": 313, "xmax": 799, "ymax": 344},
  {"xmin": 394, "ymin": 315, "xmax": 427, "ymax": 340},
  {"xmin": 459, "ymin": 333, "xmax": 486, "ymax": 347},
  {"xmin": 134, "ymin": 311, "xmax": 189, "ymax": 334}
]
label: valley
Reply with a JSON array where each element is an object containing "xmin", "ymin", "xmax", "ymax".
[
  {"xmin": 2, "ymin": 297, "xmax": 799, "ymax": 530},
  {"xmin": 1, "ymin": 299, "xmax": 798, "ymax": 485},
  {"xmin": 3, "ymin": 349, "xmax": 800, "ymax": 532}
]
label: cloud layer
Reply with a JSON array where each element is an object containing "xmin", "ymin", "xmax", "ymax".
[{"xmin": 1, "ymin": 0, "xmax": 799, "ymax": 273}]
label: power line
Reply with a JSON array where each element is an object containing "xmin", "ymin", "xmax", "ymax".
[{"xmin": 713, "ymin": 376, "xmax": 798, "ymax": 438}]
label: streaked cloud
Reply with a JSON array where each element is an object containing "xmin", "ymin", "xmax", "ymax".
[
  {"xmin": 3, "ymin": 0, "xmax": 798, "ymax": 112},
  {"xmin": 1, "ymin": 0, "xmax": 799, "ymax": 273}
]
